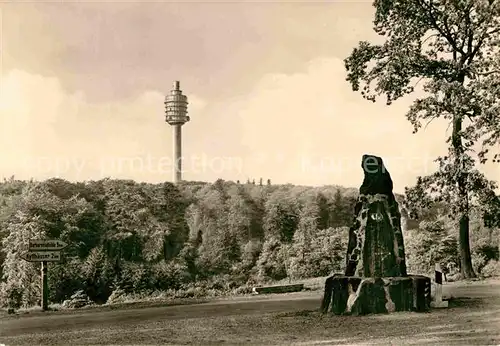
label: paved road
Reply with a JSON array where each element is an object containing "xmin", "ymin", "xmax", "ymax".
[
  {"xmin": 1, "ymin": 280, "xmax": 499, "ymax": 345},
  {"xmin": 0, "ymin": 292, "xmax": 321, "ymax": 336}
]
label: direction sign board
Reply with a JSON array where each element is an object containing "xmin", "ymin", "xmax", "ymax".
[
  {"xmin": 29, "ymin": 239, "xmax": 68, "ymax": 251},
  {"xmin": 20, "ymin": 251, "xmax": 61, "ymax": 262}
]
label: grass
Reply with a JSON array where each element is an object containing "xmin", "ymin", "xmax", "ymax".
[
  {"xmin": 269, "ymin": 276, "xmax": 328, "ymax": 291},
  {"xmin": 3, "ymin": 274, "xmax": 497, "ymax": 319},
  {"xmin": 0, "ymin": 297, "xmax": 212, "ymax": 318},
  {"xmin": 1, "ymin": 279, "xmax": 499, "ymax": 345},
  {"xmin": 10, "ymin": 303, "xmax": 63, "ymax": 314},
  {"xmin": 0, "ymin": 276, "xmax": 327, "ymax": 317}
]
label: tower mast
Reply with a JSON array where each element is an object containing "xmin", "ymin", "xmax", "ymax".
[{"xmin": 164, "ymin": 81, "xmax": 189, "ymax": 183}]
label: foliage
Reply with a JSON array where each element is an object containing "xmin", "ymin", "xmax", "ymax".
[
  {"xmin": 481, "ymin": 260, "xmax": 500, "ymax": 278},
  {"xmin": 405, "ymin": 218, "xmax": 460, "ymax": 274},
  {"xmin": 344, "ymin": 0, "xmax": 500, "ymax": 278},
  {"xmin": 0, "ymin": 177, "xmax": 497, "ymax": 307}
]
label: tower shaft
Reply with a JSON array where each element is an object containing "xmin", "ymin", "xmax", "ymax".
[{"xmin": 173, "ymin": 124, "xmax": 182, "ymax": 183}]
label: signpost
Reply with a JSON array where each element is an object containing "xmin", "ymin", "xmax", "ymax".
[
  {"xmin": 431, "ymin": 263, "xmax": 448, "ymax": 308},
  {"xmin": 28, "ymin": 239, "xmax": 68, "ymax": 251},
  {"xmin": 20, "ymin": 251, "xmax": 62, "ymax": 262},
  {"xmin": 20, "ymin": 239, "xmax": 68, "ymax": 311}
]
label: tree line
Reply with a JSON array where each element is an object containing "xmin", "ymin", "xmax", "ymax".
[{"xmin": 0, "ymin": 177, "xmax": 498, "ymax": 308}]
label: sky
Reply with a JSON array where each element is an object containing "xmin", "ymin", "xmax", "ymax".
[{"xmin": 0, "ymin": 0, "xmax": 498, "ymax": 194}]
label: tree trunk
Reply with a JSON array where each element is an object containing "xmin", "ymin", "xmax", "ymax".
[
  {"xmin": 459, "ymin": 212, "xmax": 475, "ymax": 278},
  {"xmin": 452, "ymin": 115, "xmax": 476, "ymax": 279}
]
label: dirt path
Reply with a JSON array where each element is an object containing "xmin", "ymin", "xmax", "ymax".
[{"xmin": 1, "ymin": 279, "xmax": 499, "ymax": 345}]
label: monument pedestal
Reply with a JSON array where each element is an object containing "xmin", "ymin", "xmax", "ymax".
[{"xmin": 321, "ymin": 274, "xmax": 431, "ymax": 315}]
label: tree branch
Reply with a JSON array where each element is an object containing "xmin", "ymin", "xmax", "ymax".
[
  {"xmin": 417, "ymin": 0, "xmax": 466, "ymax": 55},
  {"xmin": 412, "ymin": 76, "xmax": 426, "ymax": 89},
  {"xmin": 421, "ymin": 33, "xmax": 440, "ymax": 46},
  {"xmin": 466, "ymin": 12, "xmax": 473, "ymax": 56},
  {"xmin": 487, "ymin": 27, "xmax": 500, "ymax": 35},
  {"xmin": 459, "ymin": 4, "xmax": 474, "ymax": 53},
  {"xmin": 467, "ymin": 3, "xmax": 498, "ymax": 64},
  {"xmin": 443, "ymin": 15, "xmax": 458, "ymax": 44},
  {"xmin": 467, "ymin": 35, "xmax": 486, "ymax": 65},
  {"xmin": 424, "ymin": 115, "xmax": 439, "ymax": 130},
  {"xmin": 476, "ymin": 69, "xmax": 500, "ymax": 76}
]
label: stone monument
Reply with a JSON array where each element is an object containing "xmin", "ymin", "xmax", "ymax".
[{"xmin": 320, "ymin": 154, "xmax": 431, "ymax": 315}]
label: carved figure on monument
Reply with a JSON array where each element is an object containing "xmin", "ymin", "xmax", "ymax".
[
  {"xmin": 344, "ymin": 154, "xmax": 407, "ymax": 278},
  {"xmin": 320, "ymin": 154, "xmax": 431, "ymax": 315}
]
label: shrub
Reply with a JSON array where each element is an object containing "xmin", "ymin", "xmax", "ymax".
[
  {"xmin": 255, "ymin": 238, "xmax": 288, "ymax": 282},
  {"xmin": 151, "ymin": 260, "xmax": 191, "ymax": 291},
  {"xmin": 62, "ymin": 290, "xmax": 93, "ymax": 309},
  {"xmin": 81, "ymin": 247, "xmax": 116, "ymax": 303},
  {"xmin": 116, "ymin": 262, "xmax": 153, "ymax": 293},
  {"xmin": 474, "ymin": 244, "xmax": 499, "ymax": 262},
  {"xmin": 472, "ymin": 252, "xmax": 488, "ymax": 275},
  {"xmin": 288, "ymin": 227, "xmax": 348, "ymax": 279},
  {"xmin": 48, "ymin": 260, "xmax": 84, "ymax": 303},
  {"xmin": 204, "ymin": 274, "xmax": 235, "ymax": 292},
  {"xmin": 106, "ymin": 288, "xmax": 127, "ymax": 304},
  {"xmin": 472, "ymin": 244, "xmax": 499, "ymax": 275},
  {"xmin": 175, "ymin": 286, "xmax": 206, "ymax": 298},
  {"xmin": 233, "ymin": 284, "xmax": 253, "ymax": 295},
  {"xmin": 405, "ymin": 225, "xmax": 459, "ymax": 275},
  {"xmin": 481, "ymin": 260, "xmax": 500, "ymax": 278},
  {"xmin": 0, "ymin": 265, "xmax": 41, "ymax": 309},
  {"xmin": 3, "ymin": 286, "xmax": 23, "ymax": 309}
]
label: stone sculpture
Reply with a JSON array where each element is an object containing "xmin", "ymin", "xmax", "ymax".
[
  {"xmin": 320, "ymin": 154, "xmax": 431, "ymax": 315},
  {"xmin": 345, "ymin": 154, "xmax": 407, "ymax": 278}
]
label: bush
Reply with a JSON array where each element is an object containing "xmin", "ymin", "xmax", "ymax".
[
  {"xmin": 472, "ymin": 243, "xmax": 499, "ymax": 275},
  {"xmin": 81, "ymin": 247, "xmax": 116, "ymax": 303},
  {"xmin": 111, "ymin": 260, "xmax": 192, "ymax": 296},
  {"xmin": 255, "ymin": 238, "xmax": 288, "ymax": 282},
  {"xmin": 0, "ymin": 268, "xmax": 41, "ymax": 309},
  {"xmin": 288, "ymin": 227, "xmax": 348, "ymax": 280},
  {"xmin": 474, "ymin": 244, "xmax": 499, "ymax": 262},
  {"xmin": 106, "ymin": 288, "xmax": 127, "ymax": 304},
  {"xmin": 114, "ymin": 262, "xmax": 153, "ymax": 294},
  {"xmin": 481, "ymin": 260, "xmax": 500, "ymax": 278},
  {"xmin": 203, "ymin": 274, "xmax": 237, "ymax": 292},
  {"xmin": 233, "ymin": 284, "xmax": 253, "ymax": 295},
  {"xmin": 174, "ymin": 286, "xmax": 207, "ymax": 298},
  {"xmin": 405, "ymin": 226, "xmax": 459, "ymax": 275},
  {"xmin": 48, "ymin": 260, "xmax": 84, "ymax": 303},
  {"xmin": 472, "ymin": 252, "xmax": 488, "ymax": 275},
  {"xmin": 62, "ymin": 290, "xmax": 93, "ymax": 309},
  {"xmin": 3, "ymin": 286, "xmax": 23, "ymax": 309},
  {"xmin": 151, "ymin": 260, "xmax": 191, "ymax": 291}
]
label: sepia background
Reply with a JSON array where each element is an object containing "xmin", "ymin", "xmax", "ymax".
[{"xmin": 0, "ymin": 1, "xmax": 498, "ymax": 193}]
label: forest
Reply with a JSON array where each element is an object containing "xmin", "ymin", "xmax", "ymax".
[{"xmin": 0, "ymin": 177, "xmax": 499, "ymax": 309}]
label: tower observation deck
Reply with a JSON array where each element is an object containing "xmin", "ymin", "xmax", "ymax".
[{"xmin": 165, "ymin": 81, "xmax": 189, "ymax": 183}]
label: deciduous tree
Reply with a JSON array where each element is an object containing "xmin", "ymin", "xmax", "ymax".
[{"xmin": 344, "ymin": 0, "xmax": 500, "ymax": 278}]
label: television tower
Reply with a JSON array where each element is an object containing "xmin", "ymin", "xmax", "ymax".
[{"xmin": 165, "ymin": 81, "xmax": 189, "ymax": 183}]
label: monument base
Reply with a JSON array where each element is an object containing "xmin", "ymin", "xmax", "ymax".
[{"xmin": 320, "ymin": 274, "xmax": 431, "ymax": 315}]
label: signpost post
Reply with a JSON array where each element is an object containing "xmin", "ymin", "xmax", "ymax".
[
  {"xmin": 431, "ymin": 263, "xmax": 448, "ymax": 308},
  {"xmin": 20, "ymin": 239, "xmax": 68, "ymax": 311}
]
